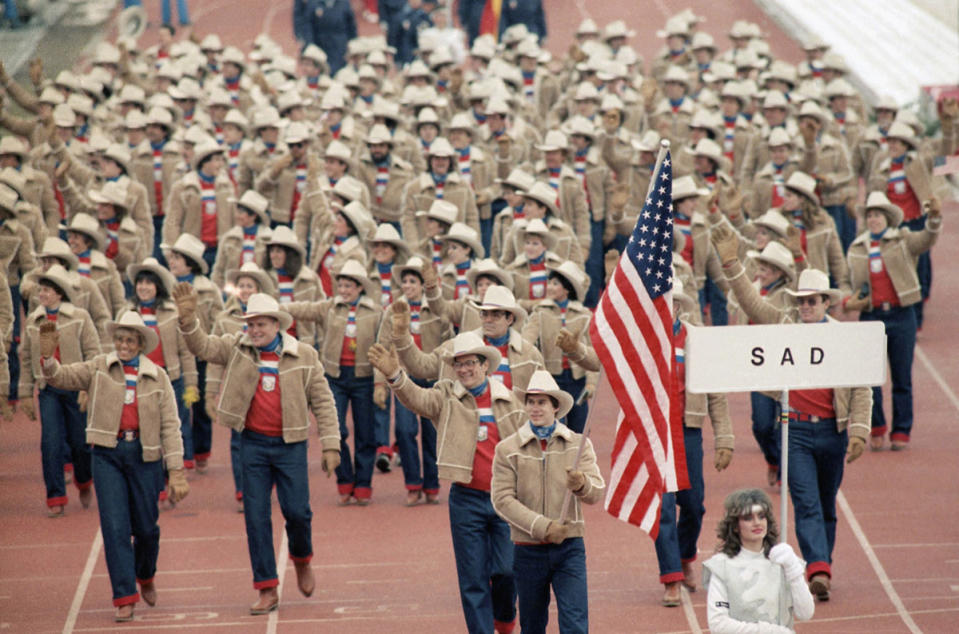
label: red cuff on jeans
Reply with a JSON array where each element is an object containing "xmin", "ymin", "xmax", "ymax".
[
  {"xmin": 494, "ymin": 617, "xmax": 516, "ymax": 634},
  {"xmin": 660, "ymin": 571, "xmax": 685, "ymax": 584},
  {"xmin": 806, "ymin": 560, "xmax": 831, "ymax": 580},
  {"xmin": 290, "ymin": 553, "xmax": 313, "ymax": 564},
  {"xmin": 253, "ymin": 578, "xmax": 279, "ymax": 590},
  {"xmin": 112, "ymin": 593, "xmax": 139, "ymax": 607},
  {"xmin": 46, "ymin": 495, "xmax": 68, "ymax": 507},
  {"xmin": 870, "ymin": 425, "xmax": 887, "ymax": 438}
]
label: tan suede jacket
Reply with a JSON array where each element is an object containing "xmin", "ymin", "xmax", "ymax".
[
  {"xmin": 388, "ymin": 371, "xmax": 525, "ymax": 483},
  {"xmin": 43, "ymin": 353, "xmax": 183, "ymax": 469},
  {"xmin": 491, "ymin": 422, "xmax": 605, "ymax": 542},
  {"xmin": 179, "ymin": 323, "xmax": 340, "ymax": 447}
]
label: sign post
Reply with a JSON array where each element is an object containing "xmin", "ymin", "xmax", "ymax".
[{"xmin": 686, "ymin": 322, "xmax": 887, "ymax": 541}]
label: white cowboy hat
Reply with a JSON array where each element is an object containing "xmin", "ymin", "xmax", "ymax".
[
  {"xmin": 161, "ymin": 233, "xmax": 210, "ymax": 274},
  {"xmin": 444, "ymin": 331, "xmax": 502, "ymax": 371},
  {"xmin": 127, "ymin": 257, "xmax": 176, "ymax": 295},
  {"xmin": 547, "ymin": 260, "xmax": 588, "ymax": 303},
  {"xmin": 107, "ymin": 310, "xmax": 159, "ymax": 353},
  {"xmin": 785, "ymin": 269, "xmax": 841, "ymax": 302},
  {"xmin": 336, "ymin": 258, "xmax": 380, "ymax": 298},
  {"xmin": 471, "ymin": 284, "xmax": 527, "ymax": 325},
  {"xmin": 519, "ymin": 369, "xmax": 574, "ymax": 419},
  {"xmin": 746, "ymin": 241, "xmax": 797, "ymax": 282},
  {"xmin": 466, "ymin": 259, "xmax": 513, "ymax": 291},
  {"xmin": 440, "ymin": 222, "xmax": 485, "ymax": 258},
  {"xmin": 862, "ymin": 191, "xmax": 904, "ymax": 228},
  {"xmin": 227, "ymin": 261, "xmax": 275, "ymax": 294},
  {"xmin": 241, "ymin": 292, "xmax": 293, "ymax": 330}
]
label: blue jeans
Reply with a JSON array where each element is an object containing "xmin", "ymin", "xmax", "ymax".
[
  {"xmin": 240, "ymin": 430, "xmax": 312, "ymax": 588},
  {"xmin": 699, "ymin": 277, "xmax": 728, "ymax": 326},
  {"xmin": 394, "ymin": 379, "xmax": 438, "ymax": 492},
  {"xmin": 7, "ymin": 284, "xmax": 20, "ymax": 400},
  {"xmin": 191, "ymin": 360, "xmax": 212, "ymax": 461},
  {"xmin": 480, "ymin": 215, "xmax": 494, "ymax": 259},
  {"xmin": 554, "ymin": 369, "xmax": 587, "ymax": 433},
  {"xmin": 327, "ymin": 368, "xmax": 375, "ymax": 497},
  {"xmin": 161, "ymin": 0, "xmax": 190, "ymax": 25},
  {"xmin": 787, "ymin": 419, "xmax": 846, "ymax": 577},
  {"xmin": 202, "ymin": 247, "xmax": 217, "ymax": 275},
  {"xmin": 448, "ymin": 484, "xmax": 516, "ymax": 633},
  {"xmin": 654, "ymin": 426, "xmax": 704, "ymax": 581},
  {"xmin": 92, "ymin": 439, "xmax": 163, "ymax": 605},
  {"xmin": 39, "ymin": 385, "xmax": 91, "ymax": 505},
  {"xmin": 751, "ymin": 391, "xmax": 781, "ymax": 471},
  {"xmin": 514, "ymin": 538, "xmax": 588, "ymax": 634},
  {"xmin": 861, "ymin": 306, "xmax": 916, "ymax": 440},
  {"xmin": 825, "ymin": 204, "xmax": 855, "ymax": 253},
  {"xmin": 230, "ymin": 429, "xmax": 243, "ymax": 499},
  {"xmin": 902, "ymin": 215, "xmax": 931, "ymax": 328},
  {"xmin": 170, "ymin": 377, "xmax": 193, "ymax": 465},
  {"xmin": 373, "ymin": 395, "xmax": 392, "ymax": 455},
  {"xmin": 152, "ymin": 216, "xmax": 166, "ymax": 265},
  {"xmin": 583, "ymin": 218, "xmax": 605, "ymax": 308}
]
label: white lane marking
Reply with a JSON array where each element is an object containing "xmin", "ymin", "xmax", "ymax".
[
  {"xmin": 872, "ymin": 542, "xmax": 959, "ymax": 548},
  {"xmin": 916, "ymin": 344, "xmax": 959, "ymax": 413},
  {"xmin": 262, "ymin": 0, "xmax": 291, "ymax": 37},
  {"xmin": 62, "ymin": 530, "xmax": 102, "ymax": 634},
  {"xmin": 680, "ymin": 586, "xmax": 703, "ymax": 634},
  {"xmin": 952, "ymin": 585, "xmax": 959, "ymax": 592},
  {"xmin": 837, "ymin": 491, "xmax": 922, "ymax": 634},
  {"xmin": 265, "ymin": 531, "xmax": 289, "ymax": 634}
]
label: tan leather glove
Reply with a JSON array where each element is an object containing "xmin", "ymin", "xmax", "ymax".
[
  {"xmin": 545, "ymin": 521, "xmax": 570, "ymax": 544},
  {"xmin": 373, "ymin": 383, "xmax": 388, "ymax": 410},
  {"xmin": 714, "ymin": 448, "xmax": 733, "ymax": 471},
  {"xmin": 710, "ymin": 225, "xmax": 740, "ymax": 266},
  {"xmin": 172, "ymin": 282, "xmax": 198, "ymax": 326},
  {"xmin": 799, "ymin": 118, "xmax": 819, "ymax": 146},
  {"xmin": 566, "ymin": 469, "xmax": 586, "ymax": 493},
  {"xmin": 270, "ymin": 153, "xmax": 293, "ymax": 179},
  {"xmin": 322, "ymin": 448, "xmax": 341, "ymax": 476},
  {"xmin": 77, "ymin": 391, "xmax": 89, "ymax": 413},
  {"xmin": 29, "ymin": 58, "xmax": 44, "ymax": 89},
  {"xmin": 391, "ymin": 300, "xmax": 410, "ymax": 340},
  {"xmin": 368, "ymin": 343, "xmax": 400, "ymax": 379},
  {"xmin": 38, "ymin": 321, "xmax": 59, "ymax": 358},
  {"xmin": 784, "ymin": 225, "xmax": 803, "ymax": 258},
  {"xmin": 609, "ymin": 182, "xmax": 629, "ymax": 212},
  {"xmin": 555, "ymin": 327, "xmax": 581, "ymax": 356},
  {"xmin": 167, "ymin": 468, "xmax": 190, "ymax": 503},
  {"xmin": 846, "ymin": 437, "xmax": 865, "ymax": 463},
  {"xmin": 421, "ymin": 259, "xmax": 439, "ymax": 289},
  {"xmin": 604, "ymin": 249, "xmax": 620, "ymax": 282},
  {"xmin": 924, "ymin": 196, "xmax": 942, "ymax": 219}
]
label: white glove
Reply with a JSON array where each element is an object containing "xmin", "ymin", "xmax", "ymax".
[{"xmin": 768, "ymin": 543, "xmax": 805, "ymax": 582}]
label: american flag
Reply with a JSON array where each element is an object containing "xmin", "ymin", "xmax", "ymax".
[{"xmin": 589, "ymin": 149, "xmax": 689, "ymax": 539}]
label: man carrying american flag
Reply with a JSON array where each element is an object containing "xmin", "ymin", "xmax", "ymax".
[{"xmin": 589, "ymin": 143, "xmax": 735, "ymax": 608}]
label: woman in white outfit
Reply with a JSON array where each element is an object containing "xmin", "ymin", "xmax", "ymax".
[{"xmin": 703, "ymin": 489, "xmax": 815, "ymax": 633}]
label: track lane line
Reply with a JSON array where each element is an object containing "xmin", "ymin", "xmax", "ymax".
[
  {"xmin": 62, "ymin": 530, "xmax": 103, "ymax": 634},
  {"xmin": 915, "ymin": 344, "xmax": 959, "ymax": 413},
  {"xmin": 265, "ymin": 531, "xmax": 289, "ymax": 634},
  {"xmin": 837, "ymin": 491, "xmax": 922, "ymax": 633},
  {"xmin": 679, "ymin": 586, "xmax": 703, "ymax": 633}
]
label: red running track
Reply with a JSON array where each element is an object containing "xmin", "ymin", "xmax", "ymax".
[{"xmin": 2, "ymin": 1, "xmax": 958, "ymax": 631}]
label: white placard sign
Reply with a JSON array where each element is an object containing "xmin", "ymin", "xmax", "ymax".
[{"xmin": 686, "ymin": 322, "xmax": 887, "ymax": 393}]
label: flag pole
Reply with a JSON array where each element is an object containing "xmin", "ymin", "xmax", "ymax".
[
  {"xmin": 558, "ymin": 139, "xmax": 672, "ymax": 524},
  {"xmin": 779, "ymin": 389, "xmax": 789, "ymax": 543}
]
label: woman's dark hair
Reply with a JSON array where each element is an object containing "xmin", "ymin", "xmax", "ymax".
[
  {"xmin": 475, "ymin": 273, "xmax": 502, "ymax": 287},
  {"xmin": 197, "ymin": 153, "xmax": 217, "ymax": 172},
  {"xmin": 135, "ymin": 270, "xmax": 170, "ymax": 303},
  {"xmin": 340, "ymin": 213, "xmax": 358, "ymax": 235},
  {"xmin": 548, "ymin": 271, "xmax": 577, "ymax": 301},
  {"xmin": 264, "ymin": 245, "xmax": 302, "ymax": 276},
  {"xmin": 38, "ymin": 279, "xmax": 68, "ymax": 301},
  {"xmin": 239, "ymin": 205, "xmax": 261, "ymax": 224},
  {"xmin": 448, "ymin": 238, "xmax": 474, "ymax": 256},
  {"xmin": 715, "ymin": 488, "xmax": 779, "ymax": 557},
  {"xmin": 401, "ymin": 269, "xmax": 424, "ymax": 284}
]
